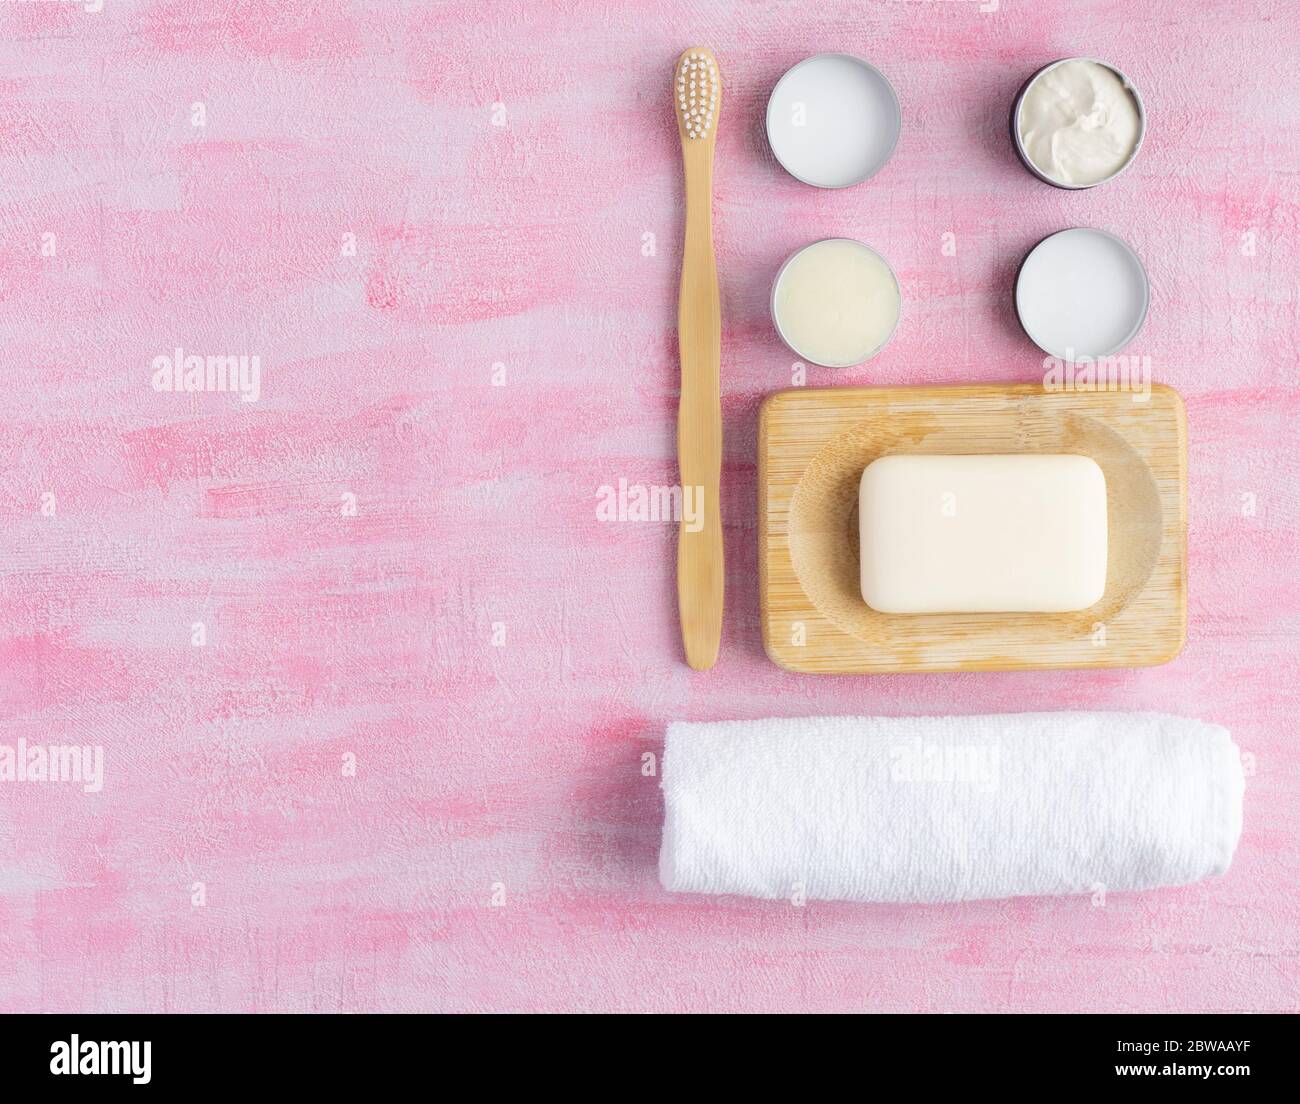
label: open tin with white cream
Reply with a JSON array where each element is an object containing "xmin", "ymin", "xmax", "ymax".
[{"xmin": 1011, "ymin": 58, "xmax": 1146, "ymax": 189}]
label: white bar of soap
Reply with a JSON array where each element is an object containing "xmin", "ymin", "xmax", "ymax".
[{"xmin": 859, "ymin": 454, "xmax": 1108, "ymax": 614}]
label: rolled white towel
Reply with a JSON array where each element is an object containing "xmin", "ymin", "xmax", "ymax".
[{"xmin": 659, "ymin": 712, "xmax": 1243, "ymax": 904}]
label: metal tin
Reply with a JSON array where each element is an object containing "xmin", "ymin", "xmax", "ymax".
[
  {"xmin": 1014, "ymin": 227, "xmax": 1150, "ymax": 360},
  {"xmin": 770, "ymin": 238, "xmax": 902, "ymax": 368},
  {"xmin": 1010, "ymin": 58, "xmax": 1146, "ymax": 190},
  {"xmin": 765, "ymin": 53, "xmax": 902, "ymax": 189}
]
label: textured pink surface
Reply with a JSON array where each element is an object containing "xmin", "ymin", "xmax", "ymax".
[{"xmin": 0, "ymin": 1, "xmax": 1297, "ymax": 1013}]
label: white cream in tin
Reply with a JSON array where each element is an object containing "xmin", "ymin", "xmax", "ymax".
[{"xmin": 1017, "ymin": 60, "xmax": 1142, "ymax": 187}]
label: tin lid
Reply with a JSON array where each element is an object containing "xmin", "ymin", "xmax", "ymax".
[
  {"xmin": 765, "ymin": 54, "xmax": 901, "ymax": 189},
  {"xmin": 1015, "ymin": 228, "xmax": 1150, "ymax": 361}
]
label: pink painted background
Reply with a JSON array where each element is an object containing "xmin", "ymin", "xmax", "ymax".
[{"xmin": 0, "ymin": 0, "xmax": 1296, "ymax": 1013}]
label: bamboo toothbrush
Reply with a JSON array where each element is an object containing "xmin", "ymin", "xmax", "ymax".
[{"xmin": 674, "ymin": 47, "xmax": 723, "ymax": 670}]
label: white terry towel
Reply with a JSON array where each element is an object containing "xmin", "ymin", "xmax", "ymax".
[{"xmin": 659, "ymin": 712, "xmax": 1244, "ymax": 904}]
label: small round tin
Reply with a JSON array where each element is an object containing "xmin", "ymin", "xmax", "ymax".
[
  {"xmin": 1014, "ymin": 227, "xmax": 1149, "ymax": 361},
  {"xmin": 765, "ymin": 53, "xmax": 902, "ymax": 189},
  {"xmin": 1010, "ymin": 57, "xmax": 1146, "ymax": 189},
  {"xmin": 770, "ymin": 238, "xmax": 902, "ymax": 368}
]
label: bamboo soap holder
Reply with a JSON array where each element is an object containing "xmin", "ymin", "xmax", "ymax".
[{"xmin": 758, "ymin": 383, "xmax": 1187, "ymax": 674}]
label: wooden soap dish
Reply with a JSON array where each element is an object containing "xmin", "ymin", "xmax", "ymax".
[{"xmin": 758, "ymin": 383, "xmax": 1187, "ymax": 674}]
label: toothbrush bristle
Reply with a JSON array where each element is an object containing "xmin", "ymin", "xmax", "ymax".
[{"xmin": 675, "ymin": 50, "xmax": 718, "ymax": 140}]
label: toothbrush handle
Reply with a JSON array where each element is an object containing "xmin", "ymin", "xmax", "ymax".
[{"xmin": 677, "ymin": 158, "xmax": 723, "ymax": 670}]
